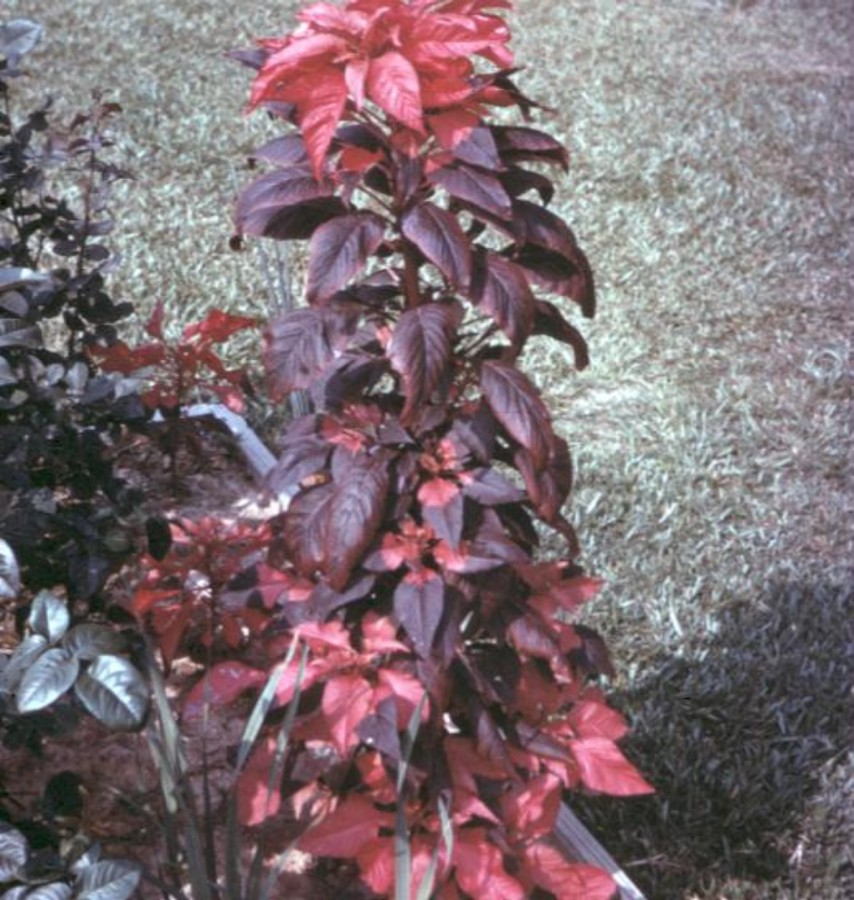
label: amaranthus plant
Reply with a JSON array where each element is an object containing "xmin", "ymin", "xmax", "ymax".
[{"xmin": 210, "ymin": 2, "xmax": 653, "ymax": 896}]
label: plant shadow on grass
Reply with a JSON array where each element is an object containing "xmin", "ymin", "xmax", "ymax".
[{"xmin": 572, "ymin": 578, "xmax": 854, "ymax": 898}]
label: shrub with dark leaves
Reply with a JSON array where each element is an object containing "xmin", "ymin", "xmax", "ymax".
[
  {"xmin": 195, "ymin": 2, "xmax": 655, "ymax": 897},
  {"xmin": 1, "ymin": 19, "xmax": 144, "ymax": 602}
]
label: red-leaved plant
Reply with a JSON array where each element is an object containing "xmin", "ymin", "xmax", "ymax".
[{"xmin": 207, "ymin": 2, "xmax": 653, "ymax": 896}]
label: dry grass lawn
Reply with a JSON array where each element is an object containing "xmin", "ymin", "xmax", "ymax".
[{"xmin": 4, "ymin": 0, "xmax": 852, "ymax": 896}]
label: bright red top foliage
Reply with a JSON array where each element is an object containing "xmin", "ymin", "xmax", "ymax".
[{"xmin": 249, "ymin": 0, "xmax": 515, "ymax": 176}]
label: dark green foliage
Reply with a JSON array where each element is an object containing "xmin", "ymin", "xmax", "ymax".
[{"xmin": 0, "ymin": 21, "xmax": 145, "ymax": 601}]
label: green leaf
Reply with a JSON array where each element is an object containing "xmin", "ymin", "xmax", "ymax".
[
  {"xmin": 16, "ymin": 648, "xmax": 79, "ymax": 713},
  {"xmin": 74, "ymin": 655, "xmax": 148, "ymax": 731},
  {"xmin": 0, "ymin": 634, "xmax": 48, "ymax": 695},
  {"xmin": 0, "ymin": 823, "xmax": 28, "ymax": 882},
  {"xmin": 62, "ymin": 625, "xmax": 126, "ymax": 661},
  {"xmin": 75, "ymin": 859, "xmax": 142, "ymax": 900},
  {"xmin": 28, "ymin": 591, "xmax": 70, "ymax": 644}
]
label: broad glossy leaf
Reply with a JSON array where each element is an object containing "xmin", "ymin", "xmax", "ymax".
[
  {"xmin": 236, "ymin": 736, "xmax": 281, "ymax": 826},
  {"xmin": 459, "ymin": 467, "xmax": 524, "ymax": 506},
  {"xmin": 453, "ymin": 829, "xmax": 525, "ymax": 900},
  {"xmin": 0, "ymin": 823, "xmax": 27, "ymax": 882},
  {"xmin": 281, "ymin": 481, "xmax": 336, "ymax": 578},
  {"xmin": 61, "ymin": 624, "xmax": 126, "ymax": 661},
  {"xmin": 418, "ymin": 477, "xmax": 464, "ymax": 548},
  {"xmin": 250, "ymin": 134, "xmax": 308, "ymax": 168},
  {"xmin": 492, "ymin": 125, "xmax": 569, "ymax": 170},
  {"xmin": 480, "ymin": 360, "xmax": 553, "ymax": 468},
  {"xmin": 502, "ymin": 773, "xmax": 562, "ymax": 841},
  {"xmin": 402, "ymin": 203, "xmax": 471, "ymax": 289},
  {"xmin": 27, "ymin": 590, "xmax": 69, "ymax": 644},
  {"xmin": 183, "ymin": 661, "xmax": 268, "ymax": 719},
  {"xmin": 532, "ymin": 299, "xmax": 590, "ymax": 369},
  {"xmin": 0, "ymin": 634, "xmax": 48, "ymax": 694},
  {"xmin": 470, "ymin": 251, "xmax": 535, "ymax": 352},
  {"xmin": 367, "ymin": 51, "xmax": 423, "ymax": 132},
  {"xmin": 569, "ymin": 737, "xmax": 655, "ymax": 796},
  {"xmin": 265, "ymin": 306, "xmax": 358, "ymax": 398},
  {"xmin": 393, "ymin": 570, "xmax": 445, "ymax": 658},
  {"xmin": 299, "ymin": 794, "xmax": 392, "ymax": 858},
  {"xmin": 306, "ymin": 213, "xmax": 386, "ymax": 303},
  {"xmin": 514, "ymin": 437, "xmax": 572, "ymax": 522},
  {"xmin": 0, "ymin": 318, "xmax": 41, "ymax": 349},
  {"xmin": 326, "ymin": 453, "xmax": 391, "ymax": 590},
  {"xmin": 523, "ymin": 842, "xmax": 617, "ymax": 900},
  {"xmin": 516, "ymin": 244, "xmax": 596, "ymax": 317},
  {"xmin": 74, "ymin": 655, "xmax": 148, "ymax": 731},
  {"xmin": 16, "ymin": 648, "xmax": 78, "ymax": 712},
  {"xmin": 500, "ymin": 165, "xmax": 555, "ymax": 204},
  {"xmin": 322, "ymin": 673, "xmax": 374, "ymax": 756},
  {"xmin": 388, "ymin": 302, "xmax": 459, "ymax": 424},
  {"xmin": 0, "ymin": 537, "xmax": 21, "ymax": 600},
  {"xmin": 75, "ymin": 858, "xmax": 142, "ymax": 900},
  {"xmin": 507, "ymin": 614, "xmax": 570, "ymax": 682},
  {"xmin": 23, "ymin": 885, "xmax": 72, "ymax": 900},
  {"xmin": 568, "ymin": 700, "xmax": 629, "ymax": 742},
  {"xmin": 234, "ymin": 167, "xmax": 345, "ymax": 240},
  {"xmin": 442, "ymin": 123, "xmax": 501, "ymax": 169},
  {"xmin": 428, "ymin": 163, "xmax": 512, "ymax": 220}
]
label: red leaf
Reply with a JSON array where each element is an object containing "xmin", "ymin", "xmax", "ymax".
[
  {"xmin": 402, "ymin": 202, "xmax": 472, "ymax": 289},
  {"xmin": 183, "ymin": 308, "xmax": 257, "ymax": 343},
  {"xmin": 507, "ymin": 613, "xmax": 571, "ymax": 683},
  {"xmin": 184, "ymin": 661, "xmax": 268, "ymax": 719},
  {"xmin": 569, "ymin": 737, "xmax": 655, "ymax": 796},
  {"xmin": 146, "ymin": 301, "xmax": 165, "ymax": 339},
  {"xmin": 322, "ymin": 673, "xmax": 374, "ymax": 756},
  {"xmin": 480, "ymin": 360, "xmax": 553, "ymax": 468},
  {"xmin": 299, "ymin": 793, "xmax": 392, "ymax": 857},
  {"xmin": 393, "ymin": 568, "xmax": 445, "ymax": 658},
  {"xmin": 306, "ymin": 213, "xmax": 386, "ymax": 303},
  {"xmin": 567, "ymin": 700, "xmax": 629, "ymax": 742},
  {"xmin": 453, "ymin": 828, "xmax": 525, "ymax": 900},
  {"xmin": 298, "ymin": 68, "xmax": 349, "ymax": 178},
  {"xmin": 361, "ymin": 612, "xmax": 409, "ymax": 655},
  {"xmin": 388, "ymin": 302, "xmax": 459, "ymax": 424},
  {"xmin": 502, "ymin": 772, "xmax": 562, "ymax": 841},
  {"xmin": 470, "ymin": 251, "xmax": 535, "ymax": 352},
  {"xmin": 367, "ymin": 51, "xmax": 423, "ymax": 132},
  {"xmin": 356, "ymin": 835, "xmax": 395, "ymax": 895},
  {"xmin": 236, "ymin": 736, "xmax": 282, "ymax": 826},
  {"xmin": 523, "ymin": 842, "xmax": 617, "ymax": 900},
  {"xmin": 375, "ymin": 667, "xmax": 428, "ymax": 726}
]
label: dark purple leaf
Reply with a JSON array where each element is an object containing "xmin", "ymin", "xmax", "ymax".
[
  {"xmin": 507, "ymin": 613, "xmax": 571, "ymax": 682},
  {"xmin": 420, "ymin": 481, "xmax": 464, "ymax": 549},
  {"xmin": 451, "ymin": 126, "xmax": 502, "ymax": 169},
  {"xmin": 281, "ymin": 481, "xmax": 337, "ymax": 578},
  {"xmin": 499, "ymin": 166, "xmax": 555, "ymax": 205},
  {"xmin": 306, "ymin": 213, "xmax": 387, "ymax": 303},
  {"xmin": 515, "ymin": 243, "xmax": 596, "ymax": 318},
  {"xmin": 461, "ymin": 468, "xmax": 525, "ymax": 506},
  {"xmin": 532, "ymin": 300, "xmax": 590, "ymax": 369},
  {"xmin": 492, "ymin": 126, "xmax": 569, "ymax": 171},
  {"xmin": 388, "ymin": 302, "xmax": 460, "ymax": 424},
  {"xmin": 393, "ymin": 570, "xmax": 445, "ymax": 658},
  {"xmin": 447, "ymin": 404, "xmax": 498, "ymax": 464},
  {"xmin": 264, "ymin": 433, "xmax": 332, "ymax": 499},
  {"xmin": 570, "ymin": 625, "xmax": 616, "ymax": 679},
  {"xmin": 322, "ymin": 353, "xmax": 389, "ymax": 411},
  {"xmin": 401, "ymin": 202, "xmax": 471, "ymax": 289},
  {"xmin": 471, "ymin": 508, "xmax": 530, "ymax": 565},
  {"xmin": 325, "ymin": 452, "xmax": 391, "ymax": 591},
  {"xmin": 427, "ymin": 164, "xmax": 512, "ymax": 220},
  {"xmin": 265, "ymin": 306, "xmax": 359, "ymax": 398},
  {"xmin": 480, "ymin": 360, "xmax": 553, "ymax": 468},
  {"xmin": 250, "ymin": 134, "xmax": 308, "ymax": 168},
  {"xmin": 234, "ymin": 167, "xmax": 345, "ymax": 239},
  {"xmin": 357, "ymin": 695, "xmax": 401, "ymax": 761},
  {"xmin": 470, "ymin": 251, "xmax": 535, "ymax": 352}
]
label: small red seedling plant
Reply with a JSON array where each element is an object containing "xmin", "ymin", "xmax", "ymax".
[
  {"xmin": 179, "ymin": 1, "xmax": 654, "ymax": 897},
  {"xmin": 92, "ymin": 301, "xmax": 257, "ymax": 484}
]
